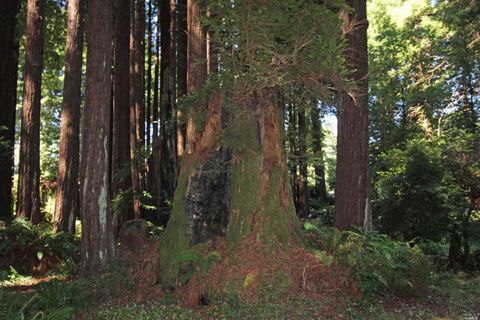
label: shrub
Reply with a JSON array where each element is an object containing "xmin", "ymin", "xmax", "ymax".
[{"xmin": 303, "ymin": 222, "xmax": 434, "ymax": 298}]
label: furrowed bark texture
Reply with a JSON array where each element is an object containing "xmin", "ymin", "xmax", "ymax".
[
  {"xmin": 185, "ymin": 0, "xmax": 206, "ymax": 154},
  {"xmin": 334, "ymin": 0, "xmax": 369, "ymax": 230},
  {"xmin": 176, "ymin": 0, "xmax": 188, "ymax": 158},
  {"xmin": 54, "ymin": 0, "xmax": 85, "ymax": 233},
  {"xmin": 158, "ymin": 90, "xmax": 301, "ymax": 289},
  {"xmin": 80, "ymin": 0, "xmax": 114, "ymax": 276},
  {"xmin": 0, "ymin": 0, "xmax": 20, "ymax": 220},
  {"xmin": 159, "ymin": 0, "xmax": 177, "ymax": 207},
  {"xmin": 17, "ymin": 0, "xmax": 46, "ymax": 224},
  {"xmin": 129, "ymin": 0, "xmax": 145, "ymax": 219},
  {"xmin": 112, "ymin": 0, "xmax": 133, "ymax": 233}
]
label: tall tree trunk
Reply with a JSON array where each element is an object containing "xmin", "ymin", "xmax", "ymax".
[
  {"xmin": 112, "ymin": 0, "xmax": 132, "ymax": 234},
  {"xmin": 288, "ymin": 104, "xmax": 298, "ymax": 209},
  {"xmin": 53, "ymin": 0, "xmax": 85, "ymax": 233},
  {"xmin": 152, "ymin": 6, "xmax": 160, "ymax": 141},
  {"xmin": 176, "ymin": 0, "xmax": 187, "ymax": 159},
  {"xmin": 146, "ymin": 0, "xmax": 152, "ymax": 150},
  {"xmin": 150, "ymin": 0, "xmax": 178, "ymax": 222},
  {"xmin": 297, "ymin": 106, "xmax": 309, "ymax": 218},
  {"xmin": 0, "ymin": 0, "xmax": 20, "ymax": 221},
  {"xmin": 17, "ymin": 0, "xmax": 46, "ymax": 225},
  {"xmin": 311, "ymin": 102, "xmax": 327, "ymax": 200},
  {"xmin": 129, "ymin": 0, "xmax": 145, "ymax": 219},
  {"xmin": 80, "ymin": 0, "xmax": 114, "ymax": 276},
  {"xmin": 159, "ymin": 0, "xmax": 177, "ymax": 206},
  {"xmin": 158, "ymin": 89, "xmax": 301, "ymax": 289},
  {"xmin": 334, "ymin": 0, "xmax": 369, "ymax": 230},
  {"xmin": 185, "ymin": 0, "xmax": 207, "ymax": 154}
]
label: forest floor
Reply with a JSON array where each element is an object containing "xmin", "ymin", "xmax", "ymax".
[{"xmin": 1, "ymin": 221, "xmax": 479, "ymax": 319}]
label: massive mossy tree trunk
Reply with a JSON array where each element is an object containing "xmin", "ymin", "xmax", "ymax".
[
  {"xmin": 17, "ymin": 0, "xmax": 46, "ymax": 225},
  {"xmin": 53, "ymin": 0, "xmax": 85, "ymax": 233},
  {"xmin": 159, "ymin": 88, "xmax": 301, "ymax": 289},
  {"xmin": 129, "ymin": 0, "xmax": 145, "ymax": 219},
  {"xmin": 0, "ymin": 0, "xmax": 20, "ymax": 220},
  {"xmin": 334, "ymin": 0, "xmax": 370, "ymax": 230},
  {"xmin": 80, "ymin": 0, "xmax": 114, "ymax": 276},
  {"xmin": 112, "ymin": 0, "xmax": 133, "ymax": 234}
]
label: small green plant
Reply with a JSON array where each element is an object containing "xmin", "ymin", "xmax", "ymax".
[{"xmin": 173, "ymin": 249, "xmax": 223, "ymax": 285}]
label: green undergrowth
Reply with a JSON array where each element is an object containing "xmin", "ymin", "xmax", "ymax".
[
  {"xmin": 0, "ymin": 260, "xmax": 132, "ymax": 320},
  {"xmin": 0, "ymin": 218, "xmax": 80, "ymax": 277}
]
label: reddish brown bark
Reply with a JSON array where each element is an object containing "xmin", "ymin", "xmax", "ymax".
[
  {"xmin": 129, "ymin": 0, "xmax": 145, "ymax": 219},
  {"xmin": 112, "ymin": 0, "xmax": 133, "ymax": 233},
  {"xmin": 334, "ymin": 0, "xmax": 369, "ymax": 230},
  {"xmin": 185, "ymin": 0, "xmax": 207, "ymax": 154},
  {"xmin": 53, "ymin": 0, "xmax": 85, "ymax": 233},
  {"xmin": 80, "ymin": 0, "xmax": 115, "ymax": 276},
  {"xmin": 17, "ymin": 0, "xmax": 46, "ymax": 225},
  {"xmin": 176, "ymin": 0, "xmax": 187, "ymax": 158},
  {"xmin": 0, "ymin": 0, "xmax": 20, "ymax": 220}
]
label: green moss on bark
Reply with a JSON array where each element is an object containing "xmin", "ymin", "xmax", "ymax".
[{"xmin": 158, "ymin": 163, "xmax": 196, "ymax": 289}]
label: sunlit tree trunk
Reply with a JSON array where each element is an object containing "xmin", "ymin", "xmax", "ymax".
[
  {"xmin": 53, "ymin": 0, "xmax": 85, "ymax": 233},
  {"xmin": 0, "ymin": 0, "xmax": 20, "ymax": 221},
  {"xmin": 176, "ymin": 0, "xmax": 188, "ymax": 160},
  {"xmin": 17, "ymin": 0, "xmax": 46, "ymax": 225},
  {"xmin": 185, "ymin": 0, "xmax": 206, "ymax": 155},
  {"xmin": 80, "ymin": 0, "xmax": 115, "ymax": 276},
  {"xmin": 111, "ymin": 0, "xmax": 133, "ymax": 234},
  {"xmin": 334, "ymin": 0, "xmax": 370, "ymax": 230}
]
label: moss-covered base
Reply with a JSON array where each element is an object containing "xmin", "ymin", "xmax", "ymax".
[{"xmin": 157, "ymin": 89, "xmax": 302, "ymax": 290}]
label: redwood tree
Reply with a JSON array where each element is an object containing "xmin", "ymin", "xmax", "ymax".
[
  {"xmin": 159, "ymin": 0, "xmax": 177, "ymax": 208},
  {"xmin": 311, "ymin": 102, "xmax": 327, "ymax": 200},
  {"xmin": 129, "ymin": 0, "xmax": 145, "ymax": 219},
  {"xmin": 158, "ymin": 0, "xmax": 344, "ymax": 290},
  {"xmin": 80, "ymin": 0, "xmax": 114, "ymax": 276},
  {"xmin": 0, "ymin": 0, "xmax": 20, "ymax": 220},
  {"xmin": 176, "ymin": 0, "xmax": 187, "ymax": 158},
  {"xmin": 297, "ymin": 105, "xmax": 309, "ymax": 218},
  {"xmin": 334, "ymin": 0, "xmax": 370, "ymax": 230},
  {"xmin": 17, "ymin": 0, "xmax": 46, "ymax": 225},
  {"xmin": 112, "ymin": 0, "xmax": 132, "ymax": 233},
  {"xmin": 53, "ymin": 0, "xmax": 85, "ymax": 233}
]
